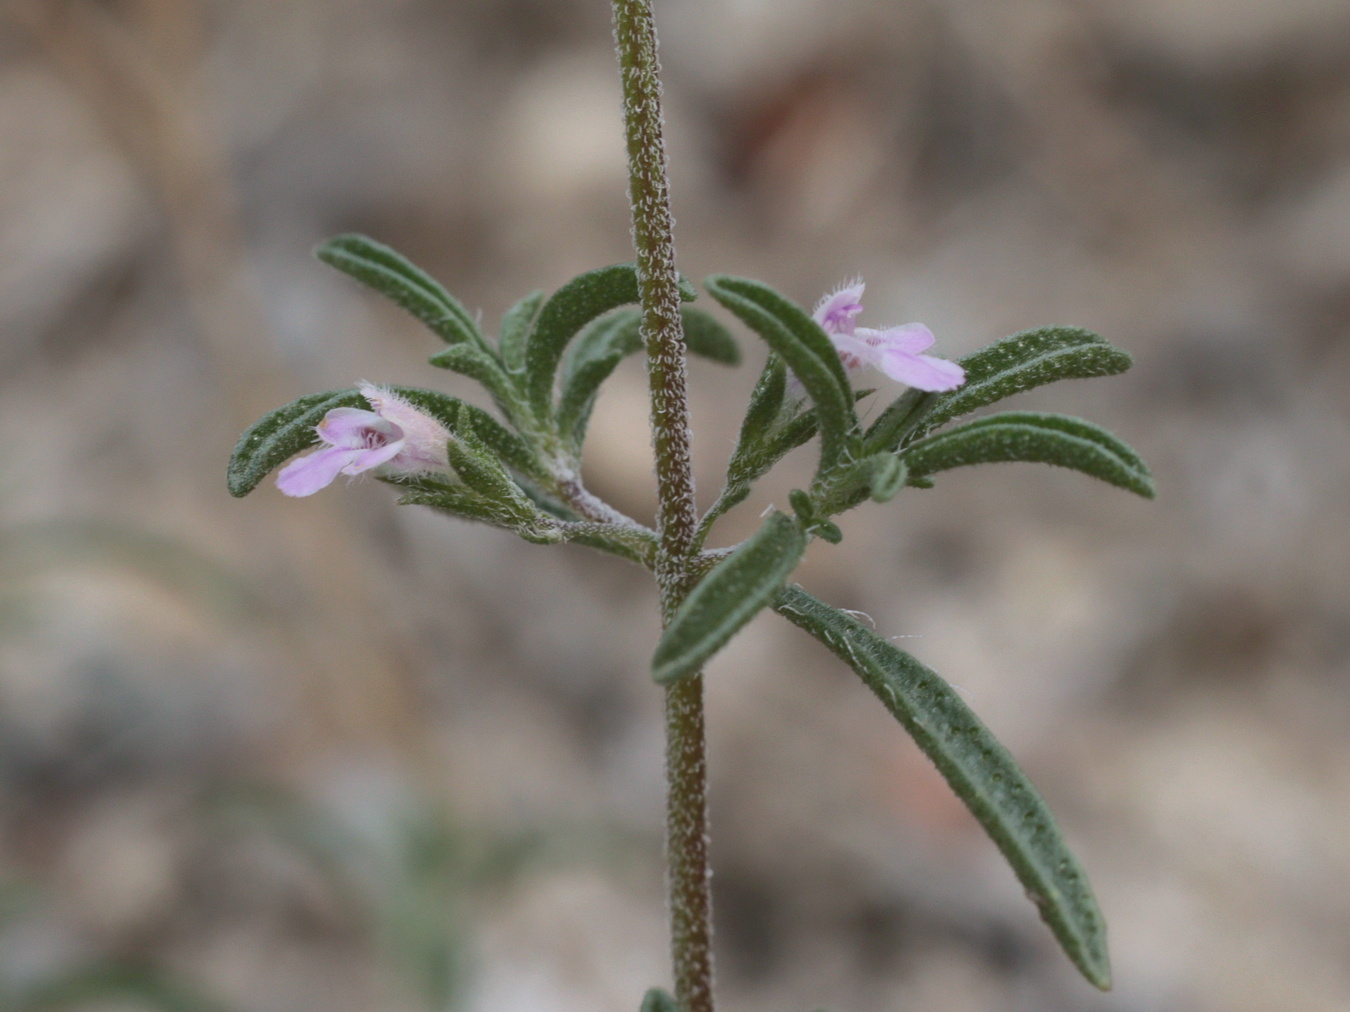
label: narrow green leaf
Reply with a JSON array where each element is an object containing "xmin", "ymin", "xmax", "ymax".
[
  {"xmin": 732, "ymin": 354, "xmax": 788, "ymax": 459},
  {"xmin": 498, "ymin": 289, "xmax": 545, "ymax": 373},
  {"xmin": 557, "ymin": 309, "xmax": 642, "ymax": 445},
  {"xmin": 228, "ymin": 389, "xmax": 363, "ymax": 497},
  {"xmin": 773, "ymin": 586, "xmax": 1112, "ymax": 990},
  {"xmin": 392, "ymin": 475, "xmax": 564, "ymax": 545},
  {"xmin": 428, "ymin": 343, "xmax": 526, "ymax": 422},
  {"xmin": 705, "ymin": 275, "xmax": 857, "ymax": 475},
  {"xmin": 863, "ymin": 388, "xmax": 938, "ymax": 455},
  {"xmin": 653, "ymin": 512, "xmax": 806, "ymax": 685},
  {"xmin": 678, "ymin": 305, "xmax": 741, "ymax": 364},
  {"xmin": 899, "ymin": 327, "xmax": 1131, "ymax": 449},
  {"xmin": 640, "ymin": 988, "xmax": 678, "ymax": 1012},
  {"xmin": 316, "ymin": 234, "xmax": 487, "ymax": 353},
  {"xmin": 556, "ymin": 306, "xmax": 741, "ymax": 450},
  {"xmin": 524, "ymin": 264, "xmax": 695, "ymax": 419},
  {"xmin": 901, "ymin": 411, "xmax": 1154, "ymax": 498}
]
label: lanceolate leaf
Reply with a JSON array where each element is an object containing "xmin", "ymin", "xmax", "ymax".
[
  {"xmin": 498, "ymin": 289, "xmax": 545, "ymax": 373},
  {"xmin": 557, "ymin": 307, "xmax": 741, "ymax": 448},
  {"xmin": 427, "ymin": 344, "xmax": 525, "ymax": 421},
  {"xmin": 393, "ymin": 476, "xmax": 564, "ymax": 545},
  {"xmin": 523, "ymin": 264, "xmax": 696, "ymax": 419},
  {"xmin": 733, "ymin": 354, "xmax": 788, "ymax": 460},
  {"xmin": 316, "ymin": 234, "xmax": 487, "ymax": 353},
  {"xmin": 772, "ymin": 586, "xmax": 1112, "ymax": 990},
  {"xmin": 678, "ymin": 306, "xmax": 741, "ymax": 365},
  {"xmin": 863, "ymin": 388, "xmax": 937, "ymax": 455},
  {"xmin": 705, "ymin": 275, "xmax": 857, "ymax": 475},
  {"xmin": 901, "ymin": 412, "xmax": 1154, "ymax": 498},
  {"xmin": 228, "ymin": 389, "xmax": 363, "ymax": 497},
  {"xmin": 652, "ymin": 512, "xmax": 806, "ymax": 685},
  {"xmin": 557, "ymin": 309, "xmax": 642, "ymax": 443},
  {"xmin": 896, "ymin": 327, "xmax": 1131, "ymax": 450}
]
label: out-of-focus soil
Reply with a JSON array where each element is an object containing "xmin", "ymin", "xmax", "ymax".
[{"xmin": 1, "ymin": 2, "xmax": 1348, "ymax": 1010}]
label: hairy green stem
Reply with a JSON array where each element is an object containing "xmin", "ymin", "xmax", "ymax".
[{"xmin": 612, "ymin": 2, "xmax": 713, "ymax": 1010}]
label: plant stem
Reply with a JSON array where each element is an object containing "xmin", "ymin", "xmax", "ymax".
[{"xmin": 611, "ymin": 2, "xmax": 713, "ymax": 1010}]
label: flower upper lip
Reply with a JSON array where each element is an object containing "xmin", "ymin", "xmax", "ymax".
[
  {"xmin": 812, "ymin": 280, "xmax": 965, "ymax": 393},
  {"xmin": 275, "ymin": 384, "xmax": 451, "ymax": 497}
]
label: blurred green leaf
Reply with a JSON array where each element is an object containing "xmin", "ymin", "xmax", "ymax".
[
  {"xmin": 316, "ymin": 234, "xmax": 488, "ymax": 354},
  {"xmin": 652, "ymin": 511, "xmax": 805, "ymax": 684},
  {"xmin": 227, "ymin": 388, "xmax": 362, "ymax": 497},
  {"xmin": 900, "ymin": 411, "xmax": 1154, "ymax": 498},
  {"xmin": 773, "ymin": 586, "xmax": 1112, "ymax": 990},
  {"xmin": 640, "ymin": 988, "xmax": 679, "ymax": 1012},
  {"xmin": 678, "ymin": 306, "xmax": 741, "ymax": 365},
  {"xmin": 705, "ymin": 275, "xmax": 857, "ymax": 476},
  {"xmin": 498, "ymin": 289, "xmax": 545, "ymax": 373},
  {"xmin": 14, "ymin": 965, "xmax": 234, "ymax": 1012}
]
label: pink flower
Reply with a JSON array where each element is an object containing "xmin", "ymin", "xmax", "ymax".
[
  {"xmin": 275, "ymin": 383, "xmax": 451, "ymax": 497},
  {"xmin": 812, "ymin": 281, "xmax": 965, "ymax": 392}
]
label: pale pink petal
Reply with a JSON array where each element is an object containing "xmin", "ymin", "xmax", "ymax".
[
  {"xmin": 316, "ymin": 407, "xmax": 400, "ymax": 448},
  {"xmin": 358, "ymin": 383, "xmax": 450, "ymax": 471},
  {"xmin": 812, "ymin": 281, "xmax": 866, "ymax": 335},
  {"xmin": 860, "ymin": 322, "xmax": 935, "ymax": 355},
  {"xmin": 874, "ymin": 349, "xmax": 966, "ymax": 392},
  {"xmin": 343, "ymin": 439, "xmax": 405, "ymax": 474},
  {"xmin": 826, "ymin": 331, "xmax": 875, "ymax": 373},
  {"xmin": 276, "ymin": 445, "xmax": 365, "ymax": 497}
]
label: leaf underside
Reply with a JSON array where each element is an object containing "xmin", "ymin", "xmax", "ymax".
[{"xmin": 773, "ymin": 585, "xmax": 1112, "ymax": 991}]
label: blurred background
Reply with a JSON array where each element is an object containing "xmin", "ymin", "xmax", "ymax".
[{"xmin": 1, "ymin": 0, "xmax": 1348, "ymax": 1010}]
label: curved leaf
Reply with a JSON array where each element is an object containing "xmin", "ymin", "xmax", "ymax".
[
  {"xmin": 901, "ymin": 411, "xmax": 1154, "ymax": 497},
  {"xmin": 427, "ymin": 344, "xmax": 526, "ymax": 422},
  {"xmin": 498, "ymin": 289, "xmax": 545, "ymax": 373},
  {"xmin": 705, "ymin": 275, "xmax": 857, "ymax": 475},
  {"xmin": 524, "ymin": 264, "xmax": 695, "ymax": 419},
  {"xmin": 557, "ymin": 309, "xmax": 642, "ymax": 444},
  {"xmin": 869, "ymin": 326, "xmax": 1133, "ymax": 452},
  {"xmin": 773, "ymin": 585, "xmax": 1112, "ymax": 990},
  {"xmin": 392, "ymin": 475, "xmax": 563, "ymax": 545},
  {"xmin": 316, "ymin": 234, "xmax": 487, "ymax": 353},
  {"xmin": 228, "ymin": 389, "xmax": 363, "ymax": 497},
  {"xmin": 678, "ymin": 305, "xmax": 741, "ymax": 365},
  {"xmin": 556, "ymin": 306, "xmax": 741, "ymax": 449},
  {"xmin": 652, "ymin": 511, "xmax": 806, "ymax": 684}
]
